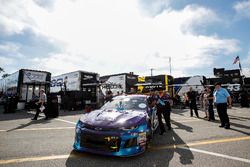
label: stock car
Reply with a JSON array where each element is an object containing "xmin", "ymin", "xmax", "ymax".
[{"xmin": 73, "ymin": 95, "xmax": 159, "ymax": 156}]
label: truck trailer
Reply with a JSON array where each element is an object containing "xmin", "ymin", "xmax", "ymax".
[
  {"xmin": 100, "ymin": 73, "xmax": 138, "ymax": 96},
  {"xmin": 136, "ymin": 75, "xmax": 174, "ymax": 97},
  {"xmin": 0, "ymin": 69, "xmax": 51, "ymax": 110},
  {"xmin": 50, "ymin": 70, "xmax": 99, "ymax": 110}
]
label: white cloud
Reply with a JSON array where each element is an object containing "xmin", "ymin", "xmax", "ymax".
[
  {"xmin": 0, "ymin": 56, "xmax": 16, "ymax": 73},
  {"xmin": 30, "ymin": 52, "xmax": 92, "ymax": 75},
  {"xmin": 0, "ymin": 57, "xmax": 14, "ymax": 66},
  {"xmin": 0, "ymin": 42, "xmax": 26, "ymax": 73},
  {"xmin": 0, "ymin": 42, "xmax": 24, "ymax": 59},
  {"xmin": 181, "ymin": 5, "xmax": 221, "ymax": 34},
  {"xmin": 243, "ymin": 51, "xmax": 250, "ymax": 64},
  {"xmin": 33, "ymin": 0, "xmax": 55, "ymax": 11},
  {"xmin": 233, "ymin": 0, "xmax": 250, "ymax": 18},
  {"xmin": 242, "ymin": 51, "xmax": 250, "ymax": 77},
  {"xmin": 138, "ymin": 0, "xmax": 171, "ymax": 17},
  {"xmin": 0, "ymin": 0, "xmax": 35, "ymax": 35},
  {"xmin": 0, "ymin": 0, "xmax": 240, "ymax": 77},
  {"xmin": 0, "ymin": 42, "xmax": 19, "ymax": 53},
  {"xmin": 242, "ymin": 68, "xmax": 250, "ymax": 77}
]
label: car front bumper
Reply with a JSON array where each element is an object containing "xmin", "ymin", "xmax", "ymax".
[{"xmin": 73, "ymin": 123, "xmax": 148, "ymax": 157}]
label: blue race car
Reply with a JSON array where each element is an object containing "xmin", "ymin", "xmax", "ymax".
[{"xmin": 73, "ymin": 95, "xmax": 159, "ymax": 156}]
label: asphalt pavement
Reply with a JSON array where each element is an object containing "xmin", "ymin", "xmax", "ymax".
[{"xmin": 0, "ymin": 105, "xmax": 249, "ymax": 167}]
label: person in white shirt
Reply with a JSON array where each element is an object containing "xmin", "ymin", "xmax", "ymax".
[{"xmin": 32, "ymin": 89, "xmax": 48, "ymax": 120}]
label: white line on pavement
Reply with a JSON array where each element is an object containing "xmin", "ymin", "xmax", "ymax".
[
  {"xmin": 180, "ymin": 147, "xmax": 250, "ymax": 164},
  {"xmin": 0, "ymin": 136, "xmax": 249, "ymax": 165},
  {"xmin": 0, "ymin": 127, "xmax": 75, "ymax": 132},
  {"xmin": 27, "ymin": 111, "xmax": 77, "ymax": 125},
  {"xmin": 55, "ymin": 118, "xmax": 77, "ymax": 125},
  {"xmin": 174, "ymin": 119, "xmax": 201, "ymax": 123},
  {"xmin": 0, "ymin": 155, "xmax": 70, "ymax": 165}
]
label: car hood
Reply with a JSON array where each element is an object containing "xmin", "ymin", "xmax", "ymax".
[{"xmin": 80, "ymin": 109, "xmax": 147, "ymax": 129}]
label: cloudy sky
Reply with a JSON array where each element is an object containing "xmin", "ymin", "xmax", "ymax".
[{"xmin": 0, "ymin": 0, "xmax": 250, "ymax": 77}]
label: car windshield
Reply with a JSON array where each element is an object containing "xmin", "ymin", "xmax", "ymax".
[{"xmin": 101, "ymin": 96, "xmax": 147, "ymax": 111}]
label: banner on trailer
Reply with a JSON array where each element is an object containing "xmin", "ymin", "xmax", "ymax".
[
  {"xmin": 50, "ymin": 71, "xmax": 81, "ymax": 92},
  {"xmin": 101, "ymin": 75, "xmax": 126, "ymax": 95},
  {"xmin": 23, "ymin": 70, "xmax": 47, "ymax": 83}
]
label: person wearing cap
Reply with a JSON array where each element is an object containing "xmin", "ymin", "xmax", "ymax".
[
  {"xmin": 32, "ymin": 89, "xmax": 48, "ymax": 120},
  {"xmin": 213, "ymin": 82, "xmax": 232, "ymax": 129},
  {"xmin": 187, "ymin": 87, "xmax": 199, "ymax": 118}
]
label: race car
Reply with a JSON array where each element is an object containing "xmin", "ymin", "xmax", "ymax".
[{"xmin": 73, "ymin": 95, "xmax": 159, "ymax": 156}]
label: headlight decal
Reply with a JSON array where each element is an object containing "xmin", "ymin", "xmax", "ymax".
[
  {"xmin": 137, "ymin": 132, "xmax": 147, "ymax": 146},
  {"xmin": 75, "ymin": 120, "xmax": 83, "ymax": 133}
]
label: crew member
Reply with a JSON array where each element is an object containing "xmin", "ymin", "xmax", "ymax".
[
  {"xmin": 207, "ymin": 87, "xmax": 215, "ymax": 121},
  {"xmin": 32, "ymin": 89, "xmax": 48, "ymax": 120},
  {"xmin": 214, "ymin": 82, "xmax": 232, "ymax": 129},
  {"xmin": 157, "ymin": 91, "xmax": 172, "ymax": 135},
  {"xmin": 187, "ymin": 87, "xmax": 199, "ymax": 118}
]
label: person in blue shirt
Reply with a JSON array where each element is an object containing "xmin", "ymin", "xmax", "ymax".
[{"xmin": 213, "ymin": 82, "xmax": 232, "ymax": 129}]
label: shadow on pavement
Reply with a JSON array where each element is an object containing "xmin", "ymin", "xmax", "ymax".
[
  {"xmin": 0, "ymin": 110, "xmax": 32, "ymax": 122},
  {"xmin": 229, "ymin": 128, "xmax": 250, "ymax": 136},
  {"xmin": 194, "ymin": 114, "xmax": 250, "ymax": 135},
  {"xmin": 0, "ymin": 106, "xmax": 85, "ymax": 122},
  {"xmin": 228, "ymin": 115, "xmax": 250, "ymax": 121},
  {"xmin": 65, "ymin": 130, "xmax": 194, "ymax": 167},
  {"xmin": 171, "ymin": 108, "xmax": 189, "ymax": 116},
  {"xmin": 6, "ymin": 119, "xmax": 51, "ymax": 132},
  {"xmin": 171, "ymin": 120, "xmax": 193, "ymax": 133}
]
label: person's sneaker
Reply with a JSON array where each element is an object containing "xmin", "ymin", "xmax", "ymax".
[
  {"xmin": 224, "ymin": 126, "xmax": 230, "ymax": 129},
  {"xmin": 31, "ymin": 118, "xmax": 37, "ymax": 120},
  {"xmin": 219, "ymin": 125, "xmax": 225, "ymax": 128},
  {"xmin": 44, "ymin": 118, "xmax": 48, "ymax": 120}
]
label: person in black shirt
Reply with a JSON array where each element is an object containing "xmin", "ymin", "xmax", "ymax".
[
  {"xmin": 157, "ymin": 91, "xmax": 172, "ymax": 135},
  {"xmin": 187, "ymin": 87, "xmax": 199, "ymax": 118},
  {"xmin": 207, "ymin": 87, "xmax": 215, "ymax": 121}
]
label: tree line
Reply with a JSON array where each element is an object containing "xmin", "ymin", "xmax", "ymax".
[{"xmin": 0, "ymin": 67, "xmax": 10, "ymax": 78}]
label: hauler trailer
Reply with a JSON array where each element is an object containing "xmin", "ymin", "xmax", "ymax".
[
  {"xmin": 0, "ymin": 69, "xmax": 51, "ymax": 110},
  {"xmin": 244, "ymin": 77, "xmax": 250, "ymax": 94},
  {"xmin": 50, "ymin": 70, "xmax": 99, "ymax": 110},
  {"xmin": 100, "ymin": 73, "xmax": 138, "ymax": 96},
  {"xmin": 136, "ymin": 75, "xmax": 174, "ymax": 97},
  {"xmin": 206, "ymin": 76, "xmax": 243, "ymax": 103},
  {"xmin": 173, "ymin": 76, "xmax": 206, "ymax": 96},
  {"xmin": 243, "ymin": 77, "xmax": 250, "ymax": 105}
]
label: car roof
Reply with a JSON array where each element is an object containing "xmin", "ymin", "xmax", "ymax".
[{"xmin": 113, "ymin": 94, "xmax": 148, "ymax": 99}]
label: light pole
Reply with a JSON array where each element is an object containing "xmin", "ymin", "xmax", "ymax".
[
  {"xmin": 150, "ymin": 68, "xmax": 154, "ymax": 77},
  {"xmin": 163, "ymin": 56, "xmax": 172, "ymax": 76},
  {"xmin": 169, "ymin": 57, "xmax": 172, "ymax": 76}
]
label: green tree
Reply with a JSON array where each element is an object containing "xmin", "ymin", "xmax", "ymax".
[
  {"xmin": 0, "ymin": 67, "xmax": 4, "ymax": 73},
  {"xmin": 2, "ymin": 73, "xmax": 10, "ymax": 78}
]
